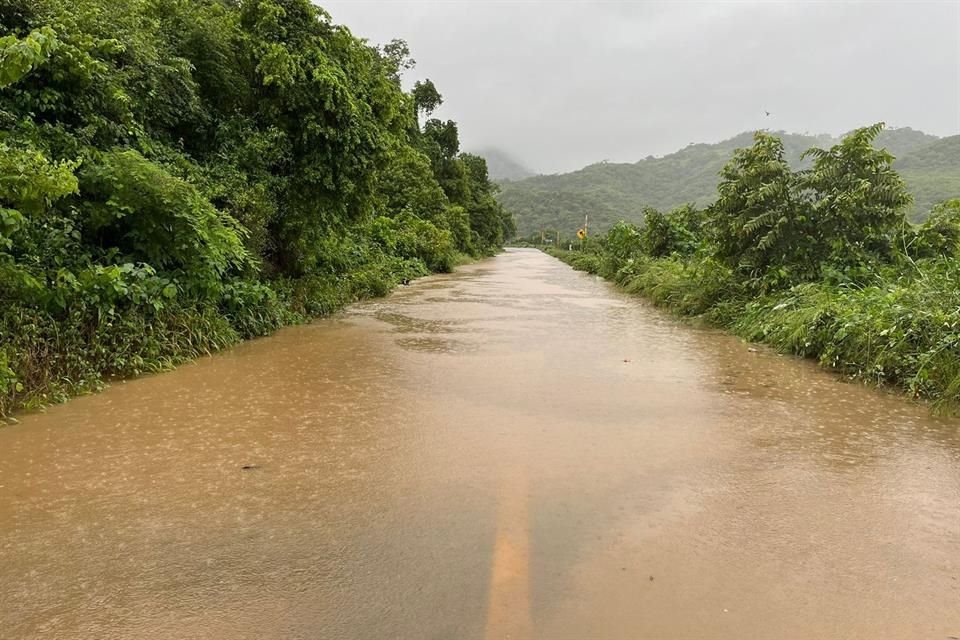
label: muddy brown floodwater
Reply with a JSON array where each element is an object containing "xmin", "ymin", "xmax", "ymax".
[{"xmin": 1, "ymin": 248, "xmax": 959, "ymax": 639}]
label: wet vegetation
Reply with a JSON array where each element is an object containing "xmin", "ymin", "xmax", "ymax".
[
  {"xmin": 548, "ymin": 125, "xmax": 960, "ymax": 411},
  {"xmin": 502, "ymin": 127, "xmax": 959, "ymax": 237},
  {"xmin": 0, "ymin": 0, "xmax": 514, "ymax": 417}
]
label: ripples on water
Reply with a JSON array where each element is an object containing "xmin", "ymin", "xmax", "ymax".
[{"xmin": 1, "ymin": 249, "xmax": 958, "ymax": 639}]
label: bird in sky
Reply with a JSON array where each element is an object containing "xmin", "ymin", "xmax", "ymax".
[{"xmin": 764, "ymin": 110, "xmax": 772, "ymax": 117}]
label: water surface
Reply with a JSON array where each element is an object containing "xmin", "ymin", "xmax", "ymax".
[{"xmin": 2, "ymin": 249, "xmax": 958, "ymax": 639}]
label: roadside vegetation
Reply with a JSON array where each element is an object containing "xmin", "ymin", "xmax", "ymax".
[
  {"xmin": 547, "ymin": 124, "xmax": 960, "ymax": 411},
  {"xmin": 0, "ymin": 0, "xmax": 515, "ymax": 417},
  {"xmin": 502, "ymin": 127, "xmax": 958, "ymax": 237}
]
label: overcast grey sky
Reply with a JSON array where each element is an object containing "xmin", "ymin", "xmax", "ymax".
[{"xmin": 322, "ymin": 1, "xmax": 960, "ymax": 174}]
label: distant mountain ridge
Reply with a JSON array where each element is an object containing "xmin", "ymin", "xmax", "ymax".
[
  {"xmin": 896, "ymin": 135, "xmax": 960, "ymax": 215},
  {"xmin": 471, "ymin": 148, "xmax": 535, "ymax": 182},
  {"xmin": 498, "ymin": 127, "xmax": 958, "ymax": 236}
]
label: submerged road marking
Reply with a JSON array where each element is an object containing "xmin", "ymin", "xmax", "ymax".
[{"xmin": 485, "ymin": 468, "xmax": 532, "ymax": 640}]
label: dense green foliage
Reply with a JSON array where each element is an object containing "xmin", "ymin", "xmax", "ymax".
[
  {"xmin": 548, "ymin": 126, "xmax": 960, "ymax": 411},
  {"xmin": 502, "ymin": 127, "xmax": 956, "ymax": 237},
  {"xmin": 0, "ymin": 0, "xmax": 514, "ymax": 417}
]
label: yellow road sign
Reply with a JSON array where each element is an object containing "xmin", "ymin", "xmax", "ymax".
[{"xmin": 576, "ymin": 228, "xmax": 586, "ymax": 240}]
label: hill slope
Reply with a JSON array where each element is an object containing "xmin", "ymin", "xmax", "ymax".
[
  {"xmin": 897, "ymin": 135, "xmax": 960, "ymax": 215},
  {"xmin": 500, "ymin": 127, "xmax": 955, "ymax": 236},
  {"xmin": 471, "ymin": 148, "xmax": 536, "ymax": 182}
]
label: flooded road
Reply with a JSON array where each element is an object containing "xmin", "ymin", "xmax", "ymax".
[{"xmin": 2, "ymin": 248, "xmax": 959, "ymax": 639}]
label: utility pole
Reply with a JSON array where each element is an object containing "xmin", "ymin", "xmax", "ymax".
[{"xmin": 584, "ymin": 214, "xmax": 588, "ymax": 238}]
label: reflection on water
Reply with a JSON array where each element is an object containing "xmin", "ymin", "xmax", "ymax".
[
  {"xmin": 374, "ymin": 310, "xmax": 468, "ymax": 334},
  {"xmin": 394, "ymin": 337, "xmax": 479, "ymax": 355},
  {"xmin": 1, "ymin": 249, "xmax": 958, "ymax": 640}
]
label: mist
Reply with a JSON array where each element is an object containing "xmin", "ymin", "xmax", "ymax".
[{"xmin": 322, "ymin": 1, "xmax": 960, "ymax": 174}]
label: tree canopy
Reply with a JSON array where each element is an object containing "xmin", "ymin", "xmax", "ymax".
[{"xmin": 0, "ymin": 0, "xmax": 515, "ymax": 415}]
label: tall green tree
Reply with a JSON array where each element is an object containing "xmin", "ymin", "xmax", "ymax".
[
  {"xmin": 708, "ymin": 131, "xmax": 807, "ymax": 288},
  {"xmin": 800, "ymin": 122, "xmax": 912, "ymax": 273}
]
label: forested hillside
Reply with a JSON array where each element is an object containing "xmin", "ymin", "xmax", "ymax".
[
  {"xmin": 472, "ymin": 148, "xmax": 535, "ymax": 182},
  {"xmin": 501, "ymin": 127, "xmax": 955, "ymax": 236},
  {"xmin": 897, "ymin": 135, "xmax": 960, "ymax": 215},
  {"xmin": 0, "ymin": 0, "xmax": 514, "ymax": 416}
]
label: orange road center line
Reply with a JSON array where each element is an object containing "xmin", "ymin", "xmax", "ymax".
[{"xmin": 485, "ymin": 468, "xmax": 533, "ymax": 640}]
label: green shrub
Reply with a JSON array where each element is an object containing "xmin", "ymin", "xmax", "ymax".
[
  {"xmin": 81, "ymin": 150, "xmax": 249, "ymax": 296},
  {"xmin": 370, "ymin": 214, "xmax": 456, "ymax": 273},
  {"xmin": 910, "ymin": 199, "xmax": 960, "ymax": 259},
  {"xmin": 219, "ymin": 280, "xmax": 296, "ymax": 339}
]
